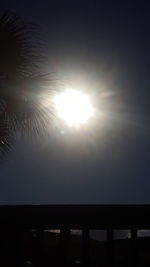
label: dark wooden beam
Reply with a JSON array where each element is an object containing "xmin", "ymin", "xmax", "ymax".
[{"xmin": 0, "ymin": 205, "xmax": 150, "ymax": 229}]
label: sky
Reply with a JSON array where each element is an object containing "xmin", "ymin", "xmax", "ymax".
[{"xmin": 0, "ymin": 1, "xmax": 150, "ymax": 204}]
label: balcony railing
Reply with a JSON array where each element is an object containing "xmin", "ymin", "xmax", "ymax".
[{"xmin": 0, "ymin": 204, "xmax": 150, "ymax": 266}]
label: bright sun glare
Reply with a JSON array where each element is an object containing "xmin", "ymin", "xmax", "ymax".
[{"xmin": 53, "ymin": 89, "xmax": 94, "ymax": 127}]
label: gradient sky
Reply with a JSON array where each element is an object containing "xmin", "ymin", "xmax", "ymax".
[{"xmin": 0, "ymin": 1, "xmax": 150, "ymax": 204}]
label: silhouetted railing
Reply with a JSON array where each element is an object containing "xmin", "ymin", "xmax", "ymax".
[{"xmin": 0, "ymin": 205, "xmax": 150, "ymax": 266}]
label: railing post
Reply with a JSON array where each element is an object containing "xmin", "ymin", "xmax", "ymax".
[
  {"xmin": 82, "ymin": 229, "xmax": 90, "ymax": 266},
  {"xmin": 131, "ymin": 228, "xmax": 138, "ymax": 266},
  {"xmin": 107, "ymin": 228, "xmax": 114, "ymax": 267},
  {"xmin": 34, "ymin": 229, "xmax": 44, "ymax": 267},
  {"xmin": 11, "ymin": 226, "xmax": 25, "ymax": 267},
  {"xmin": 60, "ymin": 228, "xmax": 70, "ymax": 266}
]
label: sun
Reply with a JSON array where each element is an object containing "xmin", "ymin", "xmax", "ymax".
[{"xmin": 53, "ymin": 89, "xmax": 94, "ymax": 127}]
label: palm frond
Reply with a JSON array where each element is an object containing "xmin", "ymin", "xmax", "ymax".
[
  {"xmin": 0, "ymin": 113, "xmax": 13, "ymax": 160},
  {"xmin": 0, "ymin": 10, "xmax": 41, "ymax": 79},
  {"xmin": 1, "ymin": 73, "xmax": 60, "ymax": 136},
  {"xmin": 0, "ymin": 10, "xmax": 61, "ymax": 159}
]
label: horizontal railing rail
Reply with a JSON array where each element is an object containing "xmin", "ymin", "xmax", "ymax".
[{"xmin": 0, "ymin": 204, "xmax": 150, "ymax": 229}]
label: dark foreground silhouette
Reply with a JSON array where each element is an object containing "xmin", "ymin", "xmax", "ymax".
[
  {"xmin": 0, "ymin": 205, "xmax": 150, "ymax": 266},
  {"xmin": 0, "ymin": 230, "xmax": 150, "ymax": 267}
]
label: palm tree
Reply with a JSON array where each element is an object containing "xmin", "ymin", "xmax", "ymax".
[{"xmin": 0, "ymin": 10, "xmax": 57, "ymax": 159}]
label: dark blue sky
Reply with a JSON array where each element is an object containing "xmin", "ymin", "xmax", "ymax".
[{"xmin": 0, "ymin": 1, "xmax": 150, "ymax": 204}]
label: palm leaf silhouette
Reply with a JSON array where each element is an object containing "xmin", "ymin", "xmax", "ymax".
[
  {"xmin": 0, "ymin": 119, "xmax": 13, "ymax": 160},
  {"xmin": 0, "ymin": 10, "xmax": 41, "ymax": 78},
  {"xmin": 0, "ymin": 11, "xmax": 58, "ymax": 159}
]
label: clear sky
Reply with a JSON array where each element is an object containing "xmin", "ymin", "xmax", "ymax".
[{"xmin": 0, "ymin": 1, "xmax": 150, "ymax": 204}]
